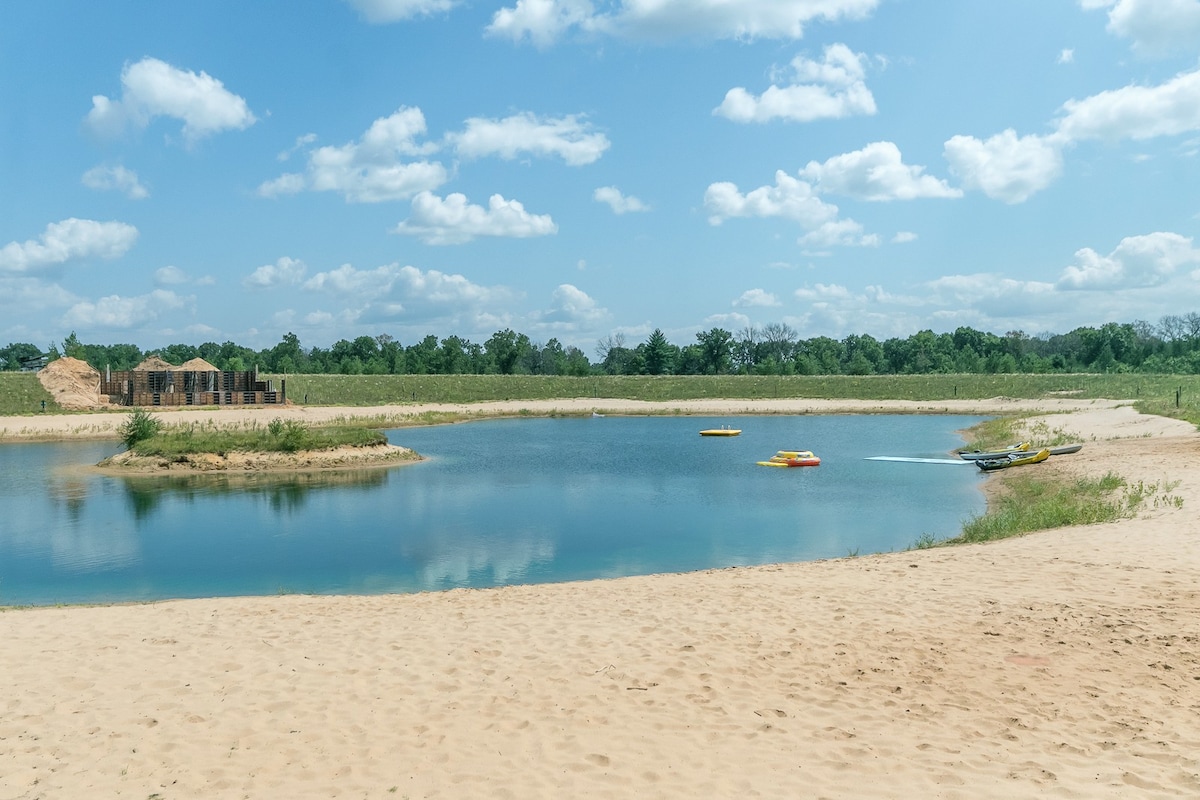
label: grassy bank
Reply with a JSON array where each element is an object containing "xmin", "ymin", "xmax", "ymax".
[
  {"xmin": 127, "ymin": 418, "xmax": 387, "ymax": 458},
  {"xmin": 5, "ymin": 371, "xmax": 1200, "ymax": 416},
  {"xmin": 270, "ymin": 372, "xmax": 1200, "ymax": 406},
  {"xmin": 0, "ymin": 373, "xmax": 58, "ymax": 416}
]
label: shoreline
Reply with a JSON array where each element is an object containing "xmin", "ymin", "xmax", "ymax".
[
  {"xmin": 3, "ymin": 399, "xmax": 1198, "ymax": 797},
  {"xmin": 0, "ymin": 395, "xmax": 1136, "ymax": 442},
  {"xmin": 93, "ymin": 442, "xmax": 420, "ymax": 474}
]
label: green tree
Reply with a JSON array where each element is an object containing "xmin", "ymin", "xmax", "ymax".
[
  {"xmin": 642, "ymin": 329, "xmax": 673, "ymax": 375},
  {"xmin": 695, "ymin": 328, "xmax": 732, "ymax": 375}
]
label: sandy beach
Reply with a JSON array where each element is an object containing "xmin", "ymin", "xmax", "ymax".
[{"xmin": 2, "ymin": 398, "xmax": 1198, "ymax": 798}]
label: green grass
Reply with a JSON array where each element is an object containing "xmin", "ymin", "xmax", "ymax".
[
  {"xmin": 7, "ymin": 370, "xmax": 1200, "ymax": 416},
  {"xmin": 271, "ymin": 372, "xmax": 1200, "ymax": 407},
  {"xmin": 128, "ymin": 418, "xmax": 387, "ymax": 457},
  {"xmin": 0, "ymin": 372, "xmax": 59, "ymax": 415},
  {"xmin": 952, "ymin": 472, "xmax": 1133, "ymax": 544}
]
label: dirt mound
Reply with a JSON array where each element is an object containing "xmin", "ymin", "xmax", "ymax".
[
  {"xmin": 37, "ymin": 357, "xmax": 104, "ymax": 410},
  {"xmin": 177, "ymin": 357, "xmax": 219, "ymax": 372},
  {"xmin": 135, "ymin": 355, "xmax": 176, "ymax": 371}
]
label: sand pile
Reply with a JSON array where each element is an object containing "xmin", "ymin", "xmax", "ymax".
[
  {"xmin": 35, "ymin": 356, "xmax": 103, "ymax": 410},
  {"xmin": 177, "ymin": 357, "xmax": 219, "ymax": 372},
  {"xmin": 135, "ymin": 354, "xmax": 175, "ymax": 371}
]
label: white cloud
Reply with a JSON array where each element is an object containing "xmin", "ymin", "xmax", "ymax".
[
  {"xmin": 303, "ymin": 263, "xmax": 401, "ymax": 295},
  {"xmin": 1058, "ymin": 48, "xmax": 1075, "ymax": 64},
  {"xmin": 450, "ymin": 112, "xmax": 610, "ymax": 165},
  {"xmin": 892, "ymin": 231, "xmax": 918, "ymax": 244},
  {"xmin": 61, "ymin": 289, "xmax": 187, "ymax": 329},
  {"xmin": 345, "ymin": 0, "xmax": 461, "ymax": 23},
  {"xmin": 258, "ymin": 106, "xmax": 447, "ymax": 202},
  {"xmin": 943, "ymin": 130, "xmax": 1064, "ymax": 204},
  {"xmin": 704, "ymin": 170, "xmax": 839, "ymax": 227},
  {"xmin": 733, "ymin": 289, "xmax": 781, "ymax": 307},
  {"xmin": 0, "ymin": 219, "xmax": 138, "ymax": 273},
  {"xmin": 702, "ymin": 311, "xmax": 752, "ymax": 330},
  {"xmin": 1085, "ymin": 0, "xmax": 1200, "ymax": 55},
  {"xmin": 799, "ymin": 141, "xmax": 960, "ymax": 201},
  {"xmin": 1057, "ymin": 232, "xmax": 1200, "ymax": 289},
  {"xmin": 531, "ymin": 283, "xmax": 610, "ymax": 328},
  {"xmin": 243, "ymin": 257, "xmax": 307, "ymax": 288},
  {"xmin": 942, "ymin": 64, "xmax": 1200, "ymax": 204},
  {"xmin": 394, "ymin": 191, "xmax": 557, "ymax": 244},
  {"xmin": 257, "ymin": 173, "xmax": 308, "ymax": 198},
  {"xmin": 594, "ymin": 186, "xmax": 649, "ymax": 213},
  {"xmin": 799, "ymin": 219, "xmax": 878, "ymax": 248},
  {"xmin": 0, "ymin": 277, "xmax": 77, "ymax": 313},
  {"xmin": 486, "ymin": 0, "xmax": 597, "ymax": 47},
  {"xmin": 154, "ymin": 266, "xmax": 188, "ymax": 285},
  {"xmin": 1055, "ymin": 68, "xmax": 1200, "ymax": 141},
  {"xmin": 86, "ymin": 57, "xmax": 255, "ymax": 144},
  {"xmin": 81, "ymin": 165, "xmax": 149, "ymax": 199},
  {"xmin": 304, "ymin": 263, "xmax": 508, "ymax": 311},
  {"xmin": 276, "ymin": 133, "xmax": 317, "ymax": 162},
  {"xmin": 487, "ymin": 0, "xmax": 880, "ymax": 46},
  {"xmin": 715, "ymin": 44, "xmax": 876, "ymax": 123}
]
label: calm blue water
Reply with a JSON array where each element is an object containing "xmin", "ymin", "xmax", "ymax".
[{"xmin": 0, "ymin": 415, "xmax": 987, "ymax": 606}]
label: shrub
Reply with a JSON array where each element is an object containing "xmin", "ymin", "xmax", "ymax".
[{"xmin": 118, "ymin": 408, "xmax": 162, "ymax": 450}]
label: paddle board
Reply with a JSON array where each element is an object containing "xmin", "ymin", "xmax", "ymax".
[{"xmin": 865, "ymin": 456, "xmax": 974, "ymax": 465}]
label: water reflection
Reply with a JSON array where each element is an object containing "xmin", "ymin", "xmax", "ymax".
[
  {"xmin": 117, "ymin": 468, "xmax": 391, "ymax": 520},
  {"xmin": 0, "ymin": 415, "xmax": 989, "ymax": 605}
]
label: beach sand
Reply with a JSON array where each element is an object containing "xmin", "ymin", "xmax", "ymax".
[{"xmin": 2, "ymin": 399, "xmax": 1198, "ymax": 798}]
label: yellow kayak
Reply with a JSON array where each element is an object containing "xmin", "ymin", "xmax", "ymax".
[
  {"xmin": 757, "ymin": 450, "xmax": 821, "ymax": 467},
  {"xmin": 700, "ymin": 428, "xmax": 741, "ymax": 436}
]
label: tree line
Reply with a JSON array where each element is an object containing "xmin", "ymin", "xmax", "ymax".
[{"xmin": 5, "ymin": 314, "xmax": 1200, "ymax": 376}]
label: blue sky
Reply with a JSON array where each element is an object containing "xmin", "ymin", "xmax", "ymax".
[{"xmin": 2, "ymin": 0, "xmax": 1200, "ymax": 355}]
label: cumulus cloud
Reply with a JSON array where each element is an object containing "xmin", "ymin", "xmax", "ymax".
[
  {"xmin": 704, "ymin": 170, "xmax": 839, "ymax": 227},
  {"xmin": 303, "ymin": 263, "xmax": 401, "ymax": 295},
  {"xmin": 393, "ymin": 191, "xmax": 557, "ymax": 244},
  {"xmin": 1055, "ymin": 68, "xmax": 1200, "ymax": 141},
  {"xmin": 594, "ymin": 186, "xmax": 649, "ymax": 213},
  {"xmin": 61, "ymin": 289, "xmax": 187, "ymax": 329},
  {"xmin": 943, "ymin": 130, "xmax": 1064, "ymax": 204},
  {"xmin": 344, "ymin": 0, "xmax": 461, "ymax": 23},
  {"xmin": 243, "ymin": 257, "xmax": 308, "ymax": 288},
  {"xmin": 257, "ymin": 106, "xmax": 447, "ymax": 202},
  {"xmin": 715, "ymin": 44, "xmax": 876, "ymax": 124},
  {"xmin": 1057, "ymin": 231, "xmax": 1200, "ymax": 289},
  {"xmin": 945, "ymin": 65, "xmax": 1200, "ymax": 203},
  {"xmin": 1085, "ymin": 0, "xmax": 1200, "ymax": 55},
  {"xmin": 300, "ymin": 262, "xmax": 514, "ymax": 331},
  {"xmin": 800, "ymin": 219, "xmax": 878, "ymax": 249},
  {"xmin": 81, "ymin": 165, "xmax": 149, "ymax": 199},
  {"xmin": 86, "ymin": 57, "xmax": 255, "ymax": 144},
  {"xmin": 487, "ymin": 0, "xmax": 880, "ymax": 46},
  {"xmin": 450, "ymin": 112, "xmax": 610, "ymax": 165},
  {"xmin": 800, "ymin": 141, "xmax": 960, "ymax": 201},
  {"xmin": 733, "ymin": 289, "xmax": 781, "ymax": 307},
  {"xmin": 531, "ymin": 283, "xmax": 610, "ymax": 328},
  {"xmin": 0, "ymin": 219, "xmax": 138, "ymax": 273},
  {"xmin": 154, "ymin": 266, "xmax": 189, "ymax": 285}
]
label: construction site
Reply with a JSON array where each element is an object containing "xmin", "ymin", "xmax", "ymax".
[{"xmin": 37, "ymin": 356, "xmax": 286, "ymax": 410}]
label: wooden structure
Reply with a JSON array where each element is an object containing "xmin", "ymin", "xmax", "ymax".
[{"xmin": 100, "ymin": 356, "xmax": 285, "ymax": 407}]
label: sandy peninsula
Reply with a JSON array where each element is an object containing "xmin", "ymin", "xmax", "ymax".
[{"xmin": 1, "ymin": 398, "xmax": 1198, "ymax": 799}]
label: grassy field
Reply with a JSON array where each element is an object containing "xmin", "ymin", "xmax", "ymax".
[
  {"xmin": 0, "ymin": 372, "xmax": 59, "ymax": 416},
  {"xmin": 5, "ymin": 370, "xmax": 1200, "ymax": 419},
  {"xmin": 271, "ymin": 372, "xmax": 1200, "ymax": 405}
]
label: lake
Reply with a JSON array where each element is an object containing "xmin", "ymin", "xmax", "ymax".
[{"xmin": 0, "ymin": 414, "xmax": 988, "ymax": 606}]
